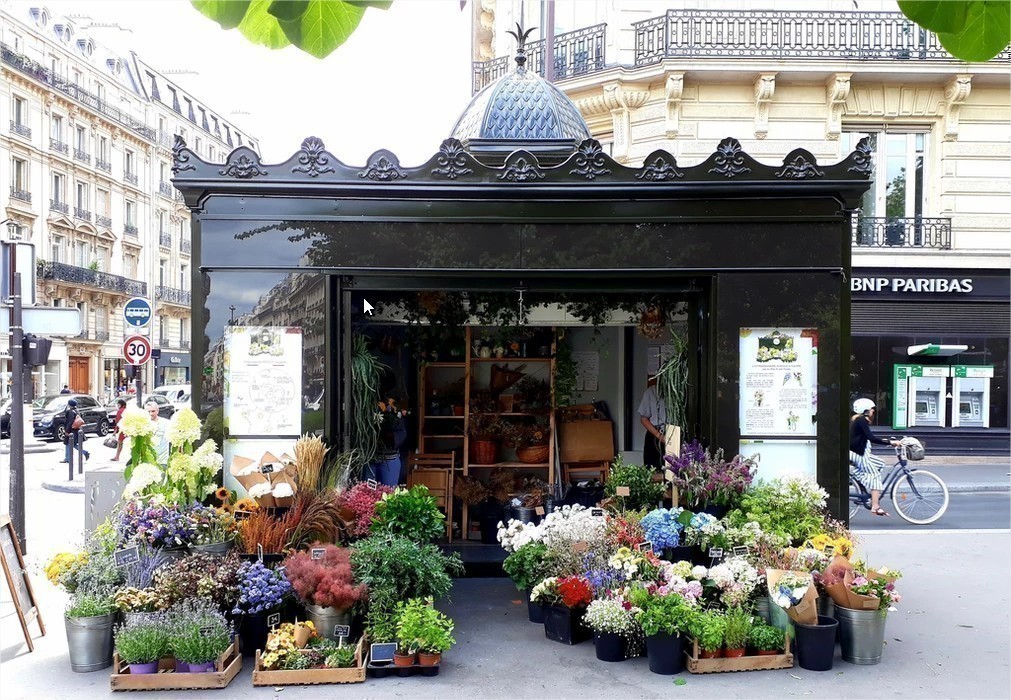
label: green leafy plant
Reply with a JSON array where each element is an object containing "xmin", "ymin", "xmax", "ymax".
[
  {"xmin": 898, "ymin": 0, "xmax": 1010, "ymax": 62},
  {"xmin": 325, "ymin": 643, "xmax": 358, "ymax": 668},
  {"xmin": 726, "ymin": 475, "xmax": 828, "ymax": 546},
  {"xmin": 167, "ymin": 599, "xmax": 232, "ymax": 664},
  {"xmin": 395, "ymin": 597, "xmax": 456, "ymax": 654},
  {"xmin": 636, "ymin": 593, "xmax": 696, "ymax": 637},
  {"xmin": 689, "ymin": 609, "xmax": 725, "ymax": 653},
  {"xmin": 370, "ymin": 485, "xmax": 445, "ymax": 544},
  {"xmin": 115, "ymin": 615, "xmax": 171, "ymax": 664},
  {"xmin": 654, "ymin": 327, "xmax": 689, "ymax": 435},
  {"xmin": 350, "ymin": 335, "xmax": 384, "ymax": 466},
  {"xmin": 747, "ymin": 623, "xmax": 785, "ymax": 652},
  {"xmin": 722, "ymin": 606, "xmax": 753, "ymax": 650},
  {"xmin": 66, "ymin": 591, "xmax": 118, "ymax": 618},
  {"xmin": 282, "ymin": 651, "xmax": 313, "ymax": 670},
  {"xmin": 605, "ymin": 455, "xmax": 665, "ymax": 511},
  {"xmin": 502, "ymin": 542, "xmax": 549, "ymax": 592},
  {"xmin": 553, "ymin": 334, "xmax": 577, "ymax": 408}
]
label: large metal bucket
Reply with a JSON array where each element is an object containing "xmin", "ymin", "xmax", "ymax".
[
  {"xmin": 65, "ymin": 613, "xmax": 115, "ymax": 672},
  {"xmin": 191, "ymin": 541, "xmax": 234, "ymax": 556},
  {"xmin": 836, "ymin": 605, "xmax": 887, "ymax": 665},
  {"xmin": 304, "ymin": 603, "xmax": 351, "ymax": 642}
]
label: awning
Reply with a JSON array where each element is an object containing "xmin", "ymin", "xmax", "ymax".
[{"xmin": 907, "ymin": 344, "xmax": 968, "ymax": 357}]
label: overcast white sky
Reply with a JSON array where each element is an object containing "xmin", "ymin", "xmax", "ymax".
[{"xmin": 43, "ymin": 0, "xmax": 473, "ymax": 163}]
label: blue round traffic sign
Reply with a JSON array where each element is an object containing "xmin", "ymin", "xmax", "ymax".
[{"xmin": 124, "ymin": 297, "xmax": 152, "ymax": 327}]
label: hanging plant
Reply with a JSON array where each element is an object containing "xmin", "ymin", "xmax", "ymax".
[
  {"xmin": 351, "ymin": 335, "xmax": 385, "ymax": 465},
  {"xmin": 637, "ymin": 303, "xmax": 666, "ymax": 339},
  {"xmin": 655, "ymin": 327, "xmax": 690, "ymax": 436},
  {"xmin": 554, "ymin": 333, "xmax": 577, "ymax": 408}
]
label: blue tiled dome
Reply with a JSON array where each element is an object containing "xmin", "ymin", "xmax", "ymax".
[{"xmin": 451, "ymin": 67, "xmax": 590, "ymax": 144}]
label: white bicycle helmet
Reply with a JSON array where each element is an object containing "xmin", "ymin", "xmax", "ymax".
[{"xmin": 853, "ymin": 398, "xmax": 876, "ymax": 415}]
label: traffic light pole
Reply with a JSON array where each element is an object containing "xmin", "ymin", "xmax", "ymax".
[{"xmin": 8, "ymin": 271, "xmax": 26, "ymax": 552}]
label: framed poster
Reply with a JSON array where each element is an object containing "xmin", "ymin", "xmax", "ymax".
[
  {"xmin": 224, "ymin": 326, "xmax": 303, "ymax": 437},
  {"xmin": 739, "ymin": 328, "xmax": 818, "ymax": 438}
]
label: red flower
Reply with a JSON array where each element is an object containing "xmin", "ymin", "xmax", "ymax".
[{"xmin": 557, "ymin": 576, "xmax": 593, "ymax": 608}]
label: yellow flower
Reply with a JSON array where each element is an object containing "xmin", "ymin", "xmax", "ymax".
[
  {"xmin": 119, "ymin": 406, "xmax": 156, "ymax": 437},
  {"xmin": 167, "ymin": 408, "xmax": 202, "ymax": 447},
  {"xmin": 234, "ymin": 498, "xmax": 259, "ymax": 512},
  {"xmin": 215, "ymin": 487, "xmax": 231, "ymax": 503},
  {"xmin": 45, "ymin": 552, "xmax": 85, "ymax": 586}
]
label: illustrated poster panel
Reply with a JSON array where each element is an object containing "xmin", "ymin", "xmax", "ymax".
[
  {"xmin": 738, "ymin": 440, "xmax": 817, "ymax": 481},
  {"xmin": 739, "ymin": 328, "xmax": 818, "ymax": 437},
  {"xmin": 224, "ymin": 326, "xmax": 302, "ymax": 436}
]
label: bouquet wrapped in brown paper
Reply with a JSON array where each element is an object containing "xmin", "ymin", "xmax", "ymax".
[
  {"xmin": 767, "ymin": 569, "xmax": 819, "ymax": 625},
  {"xmin": 229, "ymin": 451, "xmax": 299, "ymax": 508},
  {"xmin": 822, "ymin": 555, "xmax": 880, "ymax": 611}
]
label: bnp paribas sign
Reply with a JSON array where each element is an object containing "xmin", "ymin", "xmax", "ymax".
[{"xmin": 850, "ymin": 276, "xmax": 973, "ymax": 293}]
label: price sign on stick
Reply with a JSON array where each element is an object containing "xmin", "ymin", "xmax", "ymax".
[
  {"xmin": 267, "ymin": 613, "xmax": 280, "ymax": 628},
  {"xmin": 114, "ymin": 546, "xmax": 139, "ymax": 568},
  {"xmin": 733, "ymin": 545, "xmax": 749, "ymax": 558},
  {"xmin": 590, "ymin": 508, "xmax": 604, "ymax": 517},
  {"xmin": 234, "ymin": 510, "xmax": 250, "ymax": 521},
  {"xmin": 824, "ymin": 544, "xmax": 835, "ymax": 557},
  {"xmin": 366, "ymin": 479, "xmax": 378, "ymax": 490},
  {"xmin": 535, "ymin": 506, "xmax": 545, "ymax": 516},
  {"xmin": 257, "ymin": 543, "xmax": 264, "ymax": 563},
  {"xmin": 261, "ymin": 463, "xmax": 275, "ymax": 474},
  {"xmin": 615, "ymin": 486, "xmax": 631, "ymax": 497},
  {"xmin": 334, "ymin": 624, "xmax": 351, "ymax": 639},
  {"xmin": 636, "ymin": 541, "xmax": 653, "ymax": 554},
  {"xmin": 311, "ymin": 548, "xmax": 326, "ymax": 560},
  {"xmin": 708, "ymin": 548, "xmax": 724, "ymax": 563}
]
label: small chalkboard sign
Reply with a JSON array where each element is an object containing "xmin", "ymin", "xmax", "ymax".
[
  {"xmin": 0, "ymin": 515, "xmax": 46, "ymax": 652},
  {"xmin": 114, "ymin": 545, "xmax": 140, "ymax": 568},
  {"xmin": 733, "ymin": 545, "xmax": 750, "ymax": 557},
  {"xmin": 333, "ymin": 624, "xmax": 351, "ymax": 639},
  {"xmin": 366, "ymin": 479, "xmax": 379, "ymax": 490},
  {"xmin": 824, "ymin": 544, "xmax": 835, "ymax": 556},
  {"xmin": 535, "ymin": 506, "xmax": 545, "ymax": 516},
  {"xmin": 615, "ymin": 486, "xmax": 631, "ymax": 497},
  {"xmin": 200, "ymin": 626, "xmax": 215, "ymax": 637},
  {"xmin": 311, "ymin": 547, "xmax": 326, "ymax": 560},
  {"xmin": 708, "ymin": 547, "xmax": 724, "ymax": 562},
  {"xmin": 370, "ymin": 642, "xmax": 397, "ymax": 664},
  {"xmin": 261, "ymin": 463, "xmax": 276, "ymax": 474},
  {"xmin": 590, "ymin": 508, "xmax": 604, "ymax": 517},
  {"xmin": 234, "ymin": 509, "xmax": 251, "ymax": 521},
  {"xmin": 257, "ymin": 543, "xmax": 264, "ymax": 563},
  {"xmin": 572, "ymin": 541, "xmax": 589, "ymax": 553},
  {"xmin": 636, "ymin": 541, "xmax": 653, "ymax": 553},
  {"xmin": 267, "ymin": 612, "xmax": 281, "ymax": 628}
]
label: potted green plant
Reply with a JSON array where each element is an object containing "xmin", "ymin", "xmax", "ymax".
[
  {"xmin": 168, "ymin": 599, "xmax": 232, "ymax": 673},
  {"xmin": 689, "ymin": 609, "xmax": 726, "ymax": 659},
  {"xmin": 370, "ymin": 485, "xmax": 446, "ymax": 544},
  {"xmin": 605, "ymin": 456, "xmax": 666, "ymax": 511},
  {"xmin": 395, "ymin": 597, "xmax": 456, "ymax": 666},
  {"xmin": 502, "ymin": 542, "xmax": 550, "ymax": 623},
  {"xmin": 66, "ymin": 591, "xmax": 119, "ymax": 672},
  {"xmin": 722, "ymin": 606, "xmax": 753, "ymax": 658},
  {"xmin": 114, "ymin": 613, "xmax": 171, "ymax": 674},
  {"xmin": 747, "ymin": 623, "xmax": 785, "ymax": 656},
  {"xmin": 635, "ymin": 591, "xmax": 696, "ymax": 674},
  {"xmin": 283, "ymin": 543, "xmax": 368, "ymax": 642}
]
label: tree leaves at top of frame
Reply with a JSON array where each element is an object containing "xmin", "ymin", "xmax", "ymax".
[
  {"xmin": 191, "ymin": 0, "xmax": 392, "ymax": 58},
  {"xmin": 897, "ymin": 0, "xmax": 1010, "ymax": 62}
]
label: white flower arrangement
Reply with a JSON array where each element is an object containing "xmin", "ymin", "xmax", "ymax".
[
  {"xmin": 772, "ymin": 572, "xmax": 811, "ymax": 610},
  {"xmin": 497, "ymin": 519, "xmax": 544, "ymax": 553},
  {"xmin": 248, "ymin": 482, "xmax": 272, "ymax": 499},
  {"xmin": 608, "ymin": 548, "xmax": 642, "ymax": 579},
  {"xmin": 707, "ymin": 557, "xmax": 760, "ymax": 607},
  {"xmin": 118, "ymin": 405, "xmax": 157, "ymax": 438},
  {"xmin": 539, "ymin": 505, "xmax": 607, "ymax": 547},
  {"xmin": 123, "ymin": 462, "xmax": 163, "ymax": 495},
  {"xmin": 272, "ymin": 481, "xmax": 294, "ymax": 498},
  {"xmin": 530, "ymin": 577, "xmax": 558, "ymax": 604},
  {"xmin": 166, "ymin": 408, "xmax": 202, "ymax": 447},
  {"xmin": 582, "ymin": 598, "xmax": 640, "ymax": 636}
]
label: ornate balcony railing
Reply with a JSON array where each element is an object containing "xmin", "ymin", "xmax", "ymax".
[
  {"xmin": 175, "ymin": 191, "xmax": 185, "ymax": 203},
  {"xmin": 124, "ymin": 171, "xmax": 139, "ymax": 186},
  {"xmin": 9, "ymin": 120, "xmax": 31, "ymax": 138},
  {"xmin": 49, "ymin": 199, "xmax": 69, "ymax": 214},
  {"xmin": 0, "ymin": 43, "xmax": 156, "ymax": 141},
  {"xmin": 74, "ymin": 207, "xmax": 92, "ymax": 221},
  {"xmin": 633, "ymin": 9, "xmax": 1011, "ymax": 64},
  {"xmin": 180, "ymin": 238, "xmax": 191, "ymax": 254},
  {"xmin": 179, "ymin": 340, "xmax": 191, "ymax": 349},
  {"xmin": 9, "ymin": 187, "xmax": 31, "ymax": 203},
  {"xmin": 159, "ymin": 336, "xmax": 170, "ymax": 346},
  {"xmin": 852, "ymin": 216, "xmax": 951, "ymax": 250},
  {"xmin": 40, "ymin": 261, "xmax": 147, "ymax": 296},
  {"xmin": 472, "ymin": 23, "xmax": 606, "ymax": 93},
  {"xmin": 93, "ymin": 330, "xmax": 110, "ymax": 342},
  {"xmin": 50, "ymin": 138, "xmax": 69, "ymax": 155},
  {"xmin": 73, "ymin": 148, "xmax": 90, "ymax": 164},
  {"xmin": 96, "ymin": 214, "xmax": 112, "ymax": 228},
  {"xmin": 156, "ymin": 285, "xmax": 191, "ymax": 306},
  {"xmin": 158, "ymin": 181, "xmax": 174, "ymax": 198},
  {"xmin": 124, "ymin": 224, "xmax": 139, "ymax": 237},
  {"xmin": 157, "ymin": 129, "xmax": 173, "ymax": 149},
  {"xmin": 159, "ymin": 232, "xmax": 172, "ymax": 248},
  {"xmin": 96, "ymin": 158, "xmax": 112, "ymax": 172}
]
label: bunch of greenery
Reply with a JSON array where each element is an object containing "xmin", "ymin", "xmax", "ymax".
[
  {"xmin": 167, "ymin": 599, "xmax": 232, "ymax": 665},
  {"xmin": 747, "ymin": 623, "xmax": 785, "ymax": 652},
  {"xmin": 395, "ymin": 597, "xmax": 456, "ymax": 654},
  {"xmin": 689, "ymin": 609, "xmax": 726, "ymax": 653},
  {"xmin": 654, "ymin": 327, "xmax": 689, "ymax": 434},
  {"xmin": 502, "ymin": 542, "xmax": 550, "ymax": 592},
  {"xmin": 553, "ymin": 334, "xmax": 577, "ymax": 408},
  {"xmin": 370, "ymin": 485, "xmax": 446, "ymax": 544},
  {"xmin": 350, "ymin": 335, "xmax": 384, "ymax": 465},
  {"xmin": 605, "ymin": 455, "xmax": 666, "ymax": 511},
  {"xmin": 726, "ymin": 475, "xmax": 829, "ymax": 546},
  {"xmin": 325, "ymin": 644, "xmax": 358, "ymax": 668},
  {"xmin": 636, "ymin": 593, "xmax": 696, "ymax": 637},
  {"xmin": 722, "ymin": 606, "xmax": 753, "ymax": 650},
  {"xmin": 66, "ymin": 590, "xmax": 118, "ymax": 618},
  {"xmin": 115, "ymin": 614, "xmax": 171, "ymax": 664}
]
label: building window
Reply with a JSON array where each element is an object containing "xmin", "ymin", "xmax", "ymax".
[
  {"xmin": 842, "ymin": 129, "xmax": 927, "ymax": 220},
  {"xmin": 74, "ymin": 239, "xmax": 91, "ymax": 268},
  {"xmin": 195, "ymin": 136, "xmax": 202, "ymax": 154},
  {"xmin": 208, "ymin": 145, "xmax": 216, "ymax": 161},
  {"xmin": 97, "ymin": 188, "xmax": 110, "ymax": 216},
  {"xmin": 157, "ymin": 209, "xmax": 166, "ymax": 233},
  {"xmin": 125, "ymin": 199, "xmax": 137, "ymax": 226},
  {"xmin": 51, "ymin": 235, "xmax": 65, "ymax": 263},
  {"xmin": 50, "ymin": 56, "xmax": 61, "ymax": 76},
  {"xmin": 124, "ymin": 252, "xmax": 138, "ymax": 278},
  {"xmin": 76, "ymin": 181, "xmax": 89, "ymax": 209},
  {"xmin": 12, "ymin": 96, "xmax": 28, "ymax": 127},
  {"xmin": 75, "ymin": 125, "xmax": 87, "ymax": 152},
  {"xmin": 159, "ymin": 259, "xmax": 168, "ymax": 287},
  {"xmin": 12, "ymin": 158, "xmax": 29, "ymax": 191},
  {"xmin": 52, "ymin": 173, "xmax": 65, "ymax": 202},
  {"xmin": 97, "ymin": 246, "xmax": 110, "ymax": 272},
  {"xmin": 98, "ymin": 135, "xmax": 109, "ymax": 162},
  {"xmin": 50, "ymin": 114, "xmax": 64, "ymax": 142},
  {"xmin": 95, "ymin": 82, "xmax": 104, "ymax": 103},
  {"xmin": 72, "ymin": 68, "xmax": 82, "ymax": 85},
  {"xmin": 124, "ymin": 149, "xmax": 135, "ymax": 176},
  {"xmin": 179, "ymin": 264, "xmax": 188, "ymax": 289}
]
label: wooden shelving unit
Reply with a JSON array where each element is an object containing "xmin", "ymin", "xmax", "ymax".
[{"xmin": 417, "ymin": 362, "xmax": 467, "ymax": 456}]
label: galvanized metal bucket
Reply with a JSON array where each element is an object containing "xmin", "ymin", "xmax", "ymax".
[
  {"xmin": 191, "ymin": 541, "xmax": 234, "ymax": 556},
  {"xmin": 304, "ymin": 603, "xmax": 351, "ymax": 642},
  {"xmin": 65, "ymin": 613, "xmax": 115, "ymax": 672},
  {"xmin": 754, "ymin": 595, "xmax": 771, "ymax": 624},
  {"xmin": 836, "ymin": 605, "xmax": 887, "ymax": 665}
]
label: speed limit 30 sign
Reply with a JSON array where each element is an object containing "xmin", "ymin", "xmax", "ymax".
[{"xmin": 123, "ymin": 335, "xmax": 153, "ymax": 365}]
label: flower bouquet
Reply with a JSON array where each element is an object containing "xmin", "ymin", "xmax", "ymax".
[
  {"xmin": 117, "ymin": 499, "xmax": 197, "ymax": 550},
  {"xmin": 706, "ymin": 557, "xmax": 761, "ymax": 608},
  {"xmin": 230, "ymin": 451, "xmax": 299, "ymax": 509},
  {"xmin": 232, "ymin": 559, "xmax": 293, "ymax": 616},
  {"xmin": 821, "ymin": 555, "xmax": 883, "ymax": 611},
  {"xmin": 639, "ymin": 508, "xmax": 685, "ymax": 554},
  {"xmin": 766, "ymin": 569, "xmax": 818, "ymax": 624}
]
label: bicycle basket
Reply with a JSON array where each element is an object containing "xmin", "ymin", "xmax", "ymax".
[{"xmin": 902, "ymin": 438, "xmax": 925, "ymax": 461}]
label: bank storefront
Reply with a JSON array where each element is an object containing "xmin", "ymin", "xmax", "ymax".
[
  {"xmin": 155, "ymin": 351, "xmax": 191, "ymax": 386},
  {"xmin": 851, "ymin": 267, "xmax": 1010, "ymax": 451}
]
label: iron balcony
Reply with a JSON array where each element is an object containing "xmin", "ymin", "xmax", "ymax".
[
  {"xmin": 9, "ymin": 187, "xmax": 31, "ymax": 203},
  {"xmin": 9, "ymin": 120, "xmax": 31, "ymax": 138},
  {"xmin": 852, "ymin": 216, "xmax": 952, "ymax": 250},
  {"xmin": 156, "ymin": 285, "xmax": 191, "ymax": 306},
  {"xmin": 39, "ymin": 261, "xmax": 147, "ymax": 297}
]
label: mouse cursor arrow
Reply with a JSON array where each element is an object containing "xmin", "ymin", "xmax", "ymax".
[{"xmin": 363, "ymin": 299, "xmax": 375, "ymax": 316}]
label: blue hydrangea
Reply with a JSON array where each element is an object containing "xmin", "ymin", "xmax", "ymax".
[{"xmin": 640, "ymin": 508, "xmax": 684, "ymax": 552}]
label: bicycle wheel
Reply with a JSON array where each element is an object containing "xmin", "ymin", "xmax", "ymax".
[
  {"xmin": 848, "ymin": 477, "xmax": 866, "ymax": 520},
  {"xmin": 891, "ymin": 469, "xmax": 949, "ymax": 525}
]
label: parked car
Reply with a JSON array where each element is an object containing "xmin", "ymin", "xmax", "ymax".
[
  {"xmin": 33, "ymin": 394, "xmax": 111, "ymax": 442},
  {"xmin": 1, "ymin": 399, "xmax": 10, "ymax": 438},
  {"xmin": 105, "ymin": 394, "xmax": 175, "ymax": 425},
  {"xmin": 151, "ymin": 384, "xmax": 191, "ymax": 412}
]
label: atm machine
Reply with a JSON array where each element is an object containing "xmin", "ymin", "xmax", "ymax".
[
  {"xmin": 951, "ymin": 365, "xmax": 993, "ymax": 428},
  {"xmin": 907, "ymin": 366, "xmax": 949, "ymax": 428}
]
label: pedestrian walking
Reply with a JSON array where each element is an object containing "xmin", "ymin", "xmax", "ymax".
[
  {"xmin": 60, "ymin": 384, "xmax": 71, "ymax": 394},
  {"xmin": 111, "ymin": 398, "xmax": 127, "ymax": 461},
  {"xmin": 60, "ymin": 398, "xmax": 90, "ymax": 465}
]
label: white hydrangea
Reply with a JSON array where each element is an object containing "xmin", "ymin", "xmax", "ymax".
[
  {"xmin": 123, "ymin": 462, "xmax": 163, "ymax": 495},
  {"xmin": 539, "ymin": 505, "xmax": 607, "ymax": 547},
  {"xmin": 497, "ymin": 519, "xmax": 544, "ymax": 553},
  {"xmin": 248, "ymin": 482, "xmax": 272, "ymax": 499},
  {"xmin": 272, "ymin": 481, "xmax": 294, "ymax": 498}
]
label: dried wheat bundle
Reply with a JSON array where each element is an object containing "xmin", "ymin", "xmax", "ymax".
[{"xmin": 294, "ymin": 433, "xmax": 329, "ymax": 494}]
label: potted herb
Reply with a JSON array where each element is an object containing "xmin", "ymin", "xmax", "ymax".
[
  {"xmin": 636, "ymin": 591, "xmax": 695, "ymax": 675},
  {"xmin": 231, "ymin": 560, "xmax": 293, "ymax": 656},
  {"xmin": 582, "ymin": 598, "xmax": 638, "ymax": 662},
  {"xmin": 502, "ymin": 542, "xmax": 550, "ymax": 623},
  {"xmin": 66, "ymin": 590, "xmax": 119, "ymax": 672},
  {"xmin": 605, "ymin": 456, "xmax": 666, "ymax": 511},
  {"xmin": 370, "ymin": 485, "xmax": 446, "ymax": 544},
  {"xmin": 530, "ymin": 576, "xmax": 593, "ymax": 645},
  {"xmin": 395, "ymin": 597, "xmax": 456, "ymax": 666},
  {"xmin": 747, "ymin": 623, "xmax": 785, "ymax": 656},
  {"xmin": 722, "ymin": 606, "xmax": 753, "ymax": 657},
  {"xmin": 189, "ymin": 504, "xmax": 237, "ymax": 555},
  {"xmin": 114, "ymin": 613, "xmax": 170, "ymax": 674},
  {"xmin": 689, "ymin": 609, "xmax": 726, "ymax": 659},
  {"xmin": 168, "ymin": 599, "xmax": 233, "ymax": 672},
  {"xmin": 114, "ymin": 586, "xmax": 164, "ymax": 625},
  {"xmin": 283, "ymin": 543, "xmax": 368, "ymax": 642}
]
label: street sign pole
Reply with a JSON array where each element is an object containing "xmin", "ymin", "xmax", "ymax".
[{"xmin": 8, "ymin": 271, "xmax": 25, "ymax": 553}]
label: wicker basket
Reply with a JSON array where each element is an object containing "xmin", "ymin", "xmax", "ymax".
[
  {"xmin": 516, "ymin": 445, "xmax": 549, "ymax": 464},
  {"xmin": 470, "ymin": 440, "xmax": 500, "ymax": 465}
]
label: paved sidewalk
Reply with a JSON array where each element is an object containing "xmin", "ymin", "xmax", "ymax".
[{"xmin": 2, "ymin": 530, "xmax": 1008, "ymax": 699}]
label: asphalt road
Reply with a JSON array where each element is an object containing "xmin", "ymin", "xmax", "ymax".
[{"xmin": 853, "ymin": 491, "xmax": 1011, "ymax": 530}]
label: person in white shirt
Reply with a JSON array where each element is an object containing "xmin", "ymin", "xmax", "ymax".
[{"xmin": 638, "ymin": 374, "xmax": 667, "ymax": 470}]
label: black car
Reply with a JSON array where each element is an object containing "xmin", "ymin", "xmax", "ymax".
[
  {"xmin": 105, "ymin": 394, "xmax": 175, "ymax": 424},
  {"xmin": 0, "ymin": 399, "xmax": 9, "ymax": 438},
  {"xmin": 33, "ymin": 394, "xmax": 111, "ymax": 442}
]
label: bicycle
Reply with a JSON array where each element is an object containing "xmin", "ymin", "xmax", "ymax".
[{"xmin": 849, "ymin": 437, "xmax": 949, "ymax": 525}]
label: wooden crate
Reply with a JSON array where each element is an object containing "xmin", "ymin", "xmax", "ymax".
[
  {"xmin": 110, "ymin": 637, "xmax": 241, "ymax": 691},
  {"xmin": 251, "ymin": 637, "xmax": 367, "ymax": 686},
  {"xmin": 685, "ymin": 638, "xmax": 794, "ymax": 674}
]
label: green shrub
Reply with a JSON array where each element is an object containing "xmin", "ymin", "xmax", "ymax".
[
  {"xmin": 605, "ymin": 455, "xmax": 666, "ymax": 511},
  {"xmin": 502, "ymin": 542, "xmax": 549, "ymax": 592},
  {"xmin": 689, "ymin": 610, "xmax": 725, "ymax": 653},
  {"xmin": 115, "ymin": 616, "xmax": 171, "ymax": 664},
  {"xmin": 325, "ymin": 644, "xmax": 358, "ymax": 668},
  {"xmin": 395, "ymin": 598, "xmax": 455, "ymax": 654},
  {"xmin": 722, "ymin": 606, "xmax": 753, "ymax": 649},
  {"xmin": 747, "ymin": 624, "xmax": 785, "ymax": 652},
  {"xmin": 637, "ymin": 593, "xmax": 696, "ymax": 637},
  {"xmin": 370, "ymin": 485, "xmax": 445, "ymax": 544},
  {"xmin": 167, "ymin": 599, "xmax": 231, "ymax": 664}
]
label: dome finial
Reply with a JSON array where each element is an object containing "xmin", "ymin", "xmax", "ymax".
[{"xmin": 506, "ymin": 23, "xmax": 536, "ymax": 71}]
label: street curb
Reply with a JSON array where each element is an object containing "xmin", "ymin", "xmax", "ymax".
[
  {"xmin": 42, "ymin": 481, "xmax": 85, "ymax": 494},
  {"xmin": 948, "ymin": 484, "xmax": 1010, "ymax": 493}
]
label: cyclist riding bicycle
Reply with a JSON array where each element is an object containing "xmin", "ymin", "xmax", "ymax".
[{"xmin": 849, "ymin": 398, "xmax": 902, "ymax": 517}]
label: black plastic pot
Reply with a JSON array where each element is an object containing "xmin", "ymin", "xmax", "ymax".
[
  {"xmin": 700, "ymin": 503, "xmax": 729, "ymax": 519},
  {"xmin": 237, "ymin": 612, "xmax": 269, "ymax": 657},
  {"xmin": 525, "ymin": 589, "xmax": 545, "ymax": 623},
  {"xmin": 794, "ymin": 615, "xmax": 839, "ymax": 671},
  {"xmin": 645, "ymin": 632, "xmax": 685, "ymax": 675},
  {"xmin": 477, "ymin": 500, "xmax": 504, "ymax": 545},
  {"xmin": 594, "ymin": 632, "xmax": 625, "ymax": 662},
  {"xmin": 664, "ymin": 546, "xmax": 693, "ymax": 563},
  {"xmin": 543, "ymin": 605, "xmax": 590, "ymax": 645}
]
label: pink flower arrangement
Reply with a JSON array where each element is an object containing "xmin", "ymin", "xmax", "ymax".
[{"xmin": 336, "ymin": 482, "xmax": 394, "ymax": 537}]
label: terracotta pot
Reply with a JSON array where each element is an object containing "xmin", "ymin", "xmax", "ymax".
[
  {"xmin": 393, "ymin": 652, "xmax": 415, "ymax": 667},
  {"xmin": 452, "ymin": 405, "xmax": 464, "ymax": 416},
  {"xmin": 756, "ymin": 649, "xmax": 780, "ymax": 656},
  {"xmin": 698, "ymin": 648, "xmax": 723, "ymax": 659},
  {"xmin": 418, "ymin": 652, "xmax": 441, "ymax": 666},
  {"xmin": 724, "ymin": 647, "xmax": 746, "ymax": 658}
]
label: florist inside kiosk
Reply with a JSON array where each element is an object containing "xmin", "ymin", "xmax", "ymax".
[{"xmin": 40, "ymin": 54, "xmax": 910, "ymax": 687}]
